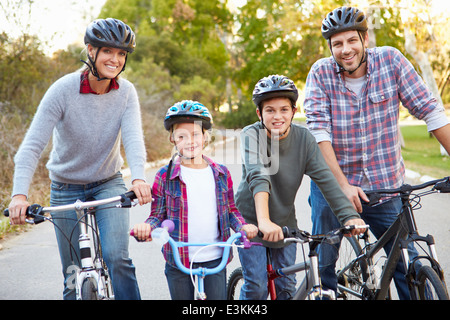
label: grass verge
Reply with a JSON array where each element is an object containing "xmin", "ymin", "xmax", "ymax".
[{"xmin": 400, "ymin": 124, "xmax": 449, "ymax": 179}]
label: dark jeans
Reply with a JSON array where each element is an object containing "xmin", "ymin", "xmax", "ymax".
[
  {"xmin": 310, "ymin": 181, "xmax": 419, "ymax": 300},
  {"xmin": 164, "ymin": 258, "xmax": 226, "ymax": 300}
]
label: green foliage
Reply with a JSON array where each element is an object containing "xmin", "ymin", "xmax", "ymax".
[
  {"xmin": 0, "ymin": 32, "xmax": 81, "ymax": 115},
  {"xmin": 232, "ymin": 0, "xmax": 345, "ymax": 97},
  {"xmin": 218, "ymin": 100, "xmax": 259, "ymax": 129},
  {"xmin": 100, "ymin": 0, "xmax": 231, "ymax": 110}
]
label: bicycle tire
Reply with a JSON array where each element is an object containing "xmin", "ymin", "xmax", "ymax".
[
  {"xmin": 227, "ymin": 267, "xmax": 244, "ymax": 300},
  {"xmin": 81, "ymin": 277, "xmax": 98, "ymax": 300},
  {"xmin": 411, "ymin": 265, "xmax": 448, "ymax": 300},
  {"xmin": 336, "ymin": 236, "xmax": 372, "ymax": 300}
]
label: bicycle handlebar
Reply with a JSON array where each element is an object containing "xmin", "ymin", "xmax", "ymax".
[
  {"xmin": 3, "ymin": 191, "xmax": 137, "ymax": 224},
  {"xmin": 362, "ymin": 176, "xmax": 450, "ymax": 206},
  {"xmin": 282, "ymin": 224, "xmax": 370, "ymax": 245},
  {"xmin": 131, "ymin": 220, "xmax": 262, "ymax": 277}
]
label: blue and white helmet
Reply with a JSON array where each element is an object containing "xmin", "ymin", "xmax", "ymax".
[{"xmin": 164, "ymin": 100, "xmax": 213, "ymax": 131}]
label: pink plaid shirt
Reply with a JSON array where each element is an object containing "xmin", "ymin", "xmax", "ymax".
[
  {"xmin": 145, "ymin": 155, "xmax": 246, "ymax": 268},
  {"xmin": 304, "ymin": 46, "xmax": 443, "ymax": 190}
]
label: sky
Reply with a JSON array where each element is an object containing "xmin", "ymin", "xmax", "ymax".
[
  {"xmin": 0, "ymin": 0, "xmax": 448, "ymax": 56},
  {"xmin": 0, "ymin": 0, "xmax": 107, "ymax": 55}
]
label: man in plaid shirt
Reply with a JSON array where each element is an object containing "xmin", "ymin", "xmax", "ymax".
[{"xmin": 304, "ymin": 7, "xmax": 450, "ymax": 299}]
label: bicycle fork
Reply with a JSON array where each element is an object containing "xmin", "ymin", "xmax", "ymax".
[
  {"xmin": 401, "ymin": 233, "xmax": 447, "ymax": 288},
  {"xmin": 74, "ymin": 203, "xmax": 111, "ymax": 299}
]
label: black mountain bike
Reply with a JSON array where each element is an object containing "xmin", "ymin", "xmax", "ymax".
[{"xmin": 336, "ymin": 177, "xmax": 449, "ymax": 300}]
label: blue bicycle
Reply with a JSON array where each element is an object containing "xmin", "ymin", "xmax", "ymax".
[{"xmin": 131, "ymin": 220, "xmax": 260, "ymax": 300}]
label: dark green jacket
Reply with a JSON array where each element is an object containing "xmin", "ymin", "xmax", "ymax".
[{"xmin": 235, "ymin": 122, "xmax": 360, "ymax": 248}]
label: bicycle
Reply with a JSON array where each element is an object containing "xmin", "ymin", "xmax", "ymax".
[
  {"xmin": 336, "ymin": 177, "xmax": 450, "ymax": 300},
  {"xmin": 227, "ymin": 224, "xmax": 367, "ymax": 300},
  {"xmin": 4, "ymin": 191, "xmax": 137, "ymax": 300},
  {"xmin": 130, "ymin": 219, "xmax": 261, "ymax": 300}
]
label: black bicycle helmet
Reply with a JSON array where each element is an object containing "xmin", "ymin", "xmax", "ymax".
[
  {"xmin": 164, "ymin": 100, "xmax": 213, "ymax": 131},
  {"xmin": 321, "ymin": 7, "xmax": 368, "ymax": 40},
  {"xmin": 84, "ymin": 18, "xmax": 136, "ymax": 52},
  {"xmin": 252, "ymin": 75, "xmax": 298, "ymax": 108}
]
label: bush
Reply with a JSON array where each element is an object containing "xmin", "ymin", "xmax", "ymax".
[{"xmin": 217, "ymin": 100, "xmax": 258, "ymax": 129}]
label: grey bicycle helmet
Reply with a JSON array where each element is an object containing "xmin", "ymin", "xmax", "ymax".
[
  {"xmin": 84, "ymin": 18, "xmax": 136, "ymax": 52},
  {"xmin": 321, "ymin": 7, "xmax": 368, "ymax": 40},
  {"xmin": 164, "ymin": 100, "xmax": 213, "ymax": 131},
  {"xmin": 252, "ymin": 75, "xmax": 298, "ymax": 108}
]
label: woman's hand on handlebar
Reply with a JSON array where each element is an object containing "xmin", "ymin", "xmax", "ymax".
[
  {"xmin": 8, "ymin": 195, "xmax": 29, "ymax": 225},
  {"xmin": 241, "ymin": 223, "xmax": 258, "ymax": 239},
  {"xmin": 131, "ymin": 223, "xmax": 152, "ymax": 242},
  {"xmin": 129, "ymin": 179, "xmax": 152, "ymax": 205}
]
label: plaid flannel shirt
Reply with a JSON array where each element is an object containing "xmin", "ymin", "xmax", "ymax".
[
  {"xmin": 146, "ymin": 155, "xmax": 246, "ymax": 268},
  {"xmin": 304, "ymin": 46, "xmax": 443, "ymax": 190}
]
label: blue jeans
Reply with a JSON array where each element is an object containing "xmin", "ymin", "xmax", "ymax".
[
  {"xmin": 50, "ymin": 172, "xmax": 141, "ymax": 300},
  {"xmin": 309, "ymin": 181, "xmax": 418, "ymax": 300},
  {"xmin": 238, "ymin": 243, "xmax": 297, "ymax": 300},
  {"xmin": 164, "ymin": 258, "xmax": 226, "ymax": 300}
]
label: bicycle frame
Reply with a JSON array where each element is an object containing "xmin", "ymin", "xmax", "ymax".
[
  {"xmin": 71, "ymin": 202, "xmax": 112, "ymax": 300},
  {"xmin": 4, "ymin": 191, "xmax": 136, "ymax": 300},
  {"xmin": 167, "ymin": 232, "xmax": 248, "ymax": 300},
  {"xmin": 266, "ymin": 237, "xmax": 335, "ymax": 300},
  {"xmin": 352, "ymin": 186, "xmax": 446, "ymax": 300}
]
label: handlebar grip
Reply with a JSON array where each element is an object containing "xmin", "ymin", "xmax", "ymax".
[
  {"xmin": 257, "ymin": 227, "xmax": 299, "ymax": 239},
  {"xmin": 435, "ymin": 178, "xmax": 450, "ymax": 193},
  {"xmin": 123, "ymin": 191, "xmax": 137, "ymax": 200},
  {"xmin": 3, "ymin": 205, "xmax": 45, "ymax": 224}
]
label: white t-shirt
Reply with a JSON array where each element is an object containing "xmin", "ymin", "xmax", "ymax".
[
  {"xmin": 180, "ymin": 164, "xmax": 222, "ymax": 262},
  {"xmin": 345, "ymin": 75, "xmax": 366, "ymax": 98}
]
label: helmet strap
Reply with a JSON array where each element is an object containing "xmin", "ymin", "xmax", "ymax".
[{"xmin": 80, "ymin": 47, "xmax": 127, "ymax": 81}]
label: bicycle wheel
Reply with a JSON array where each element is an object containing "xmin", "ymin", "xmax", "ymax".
[
  {"xmin": 411, "ymin": 265, "xmax": 448, "ymax": 300},
  {"xmin": 81, "ymin": 277, "xmax": 98, "ymax": 300},
  {"xmin": 227, "ymin": 267, "xmax": 244, "ymax": 300},
  {"xmin": 336, "ymin": 236, "xmax": 372, "ymax": 300}
]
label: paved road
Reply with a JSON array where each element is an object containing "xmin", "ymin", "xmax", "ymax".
[{"xmin": 1, "ymin": 131, "xmax": 449, "ymax": 300}]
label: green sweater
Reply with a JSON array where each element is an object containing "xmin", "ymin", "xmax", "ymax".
[{"xmin": 235, "ymin": 122, "xmax": 359, "ymax": 248}]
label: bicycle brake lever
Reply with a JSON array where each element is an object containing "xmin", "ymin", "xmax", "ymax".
[
  {"xmin": 239, "ymin": 233, "xmax": 263, "ymax": 248},
  {"xmin": 435, "ymin": 179, "xmax": 450, "ymax": 193},
  {"xmin": 27, "ymin": 204, "xmax": 45, "ymax": 224}
]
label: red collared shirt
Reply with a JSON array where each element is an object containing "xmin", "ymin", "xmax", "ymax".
[{"xmin": 79, "ymin": 70, "xmax": 119, "ymax": 94}]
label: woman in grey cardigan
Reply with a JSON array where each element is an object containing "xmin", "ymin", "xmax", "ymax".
[{"xmin": 7, "ymin": 18, "xmax": 151, "ymax": 300}]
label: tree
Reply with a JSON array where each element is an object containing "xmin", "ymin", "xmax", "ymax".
[{"xmin": 99, "ymin": 0, "xmax": 233, "ymax": 109}]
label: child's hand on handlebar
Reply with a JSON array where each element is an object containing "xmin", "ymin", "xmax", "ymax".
[
  {"xmin": 132, "ymin": 223, "xmax": 152, "ymax": 242},
  {"xmin": 241, "ymin": 224, "xmax": 258, "ymax": 239},
  {"xmin": 343, "ymin": 218, "xmax": 367, "ymax": 237},
  {"xmin": 258, "ymin": 219, "xmax": 284, "ymax": 242}
]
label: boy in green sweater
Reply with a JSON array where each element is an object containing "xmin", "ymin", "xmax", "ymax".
[{"xmin": 235, "ymin": 74, "xmax": 366, "ymax": 299}]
